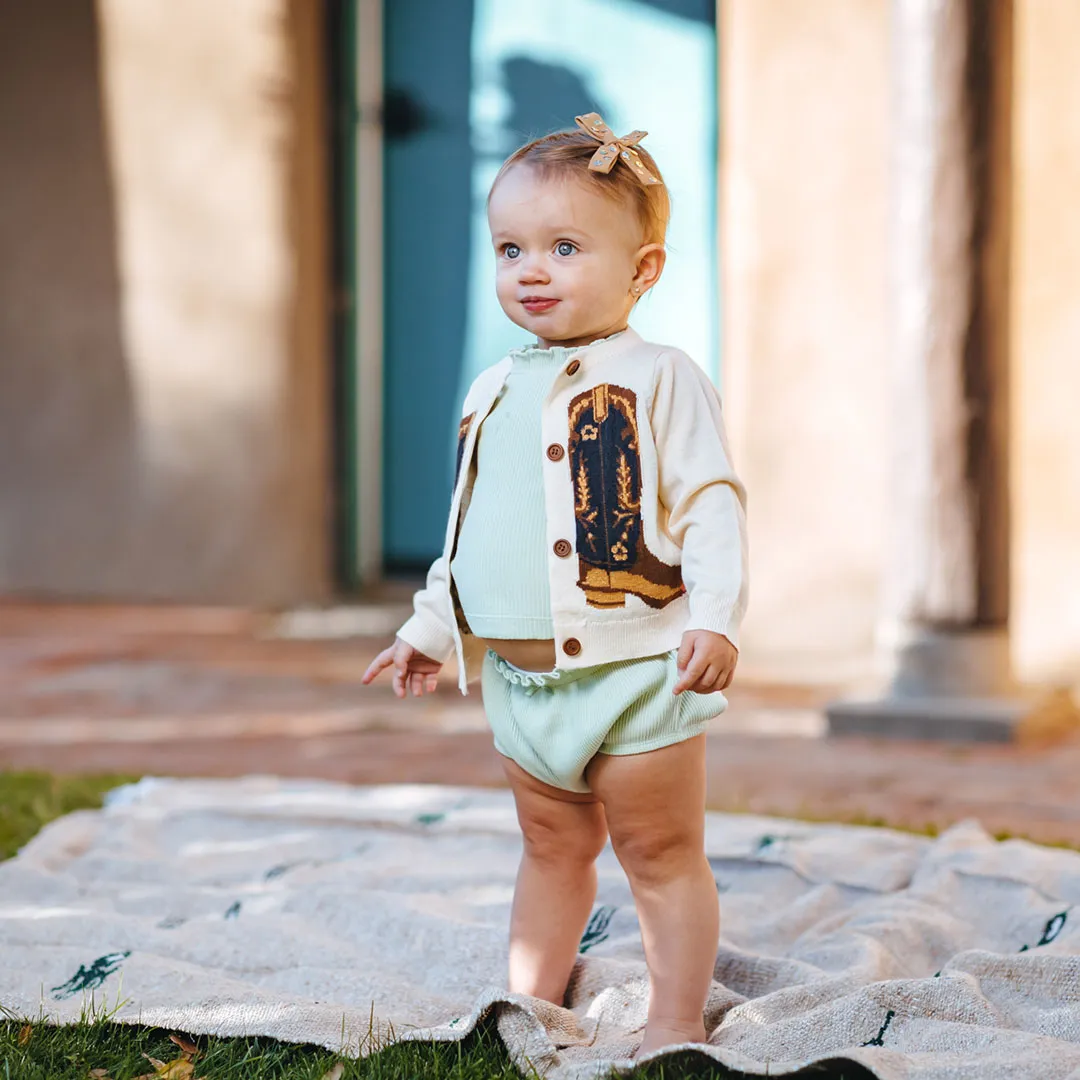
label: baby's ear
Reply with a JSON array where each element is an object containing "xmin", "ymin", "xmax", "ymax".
[{"xmin": 633, "ymin": 243, "xmax": 666, "ymax": 294}]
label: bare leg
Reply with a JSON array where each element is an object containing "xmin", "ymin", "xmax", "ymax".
[
  {"xmin": 500, "ymin": 754, "xmax": 609, "ymax": 1004},
  {"xmin": 586, "ymin": 735, "xmax": 717, "ymax": 1057}
]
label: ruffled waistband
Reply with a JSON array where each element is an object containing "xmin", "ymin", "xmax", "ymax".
[
  {"xmin": 485, "ymin": 646, "xmax": 679, "ymax": 696},
  {"xmin": 485, "ymin": 648, "xmax": 601, "ymax": 695}
]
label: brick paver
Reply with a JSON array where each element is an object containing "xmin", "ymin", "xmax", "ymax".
[{"xmin": 2, "ymin": 601, "xmax": 1078, "ymax": 847}]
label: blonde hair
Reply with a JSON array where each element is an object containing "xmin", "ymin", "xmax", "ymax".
[{"xmin": 490, "ymin": 127, "xmax": 670, "ymax": 247}]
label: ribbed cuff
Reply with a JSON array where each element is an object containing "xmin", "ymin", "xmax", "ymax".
[
  {"xmin": 685, "ymin": 593, "xmax": 742, "ymax": 650},
  {"xmin": 396, "ymin": 613, "xmax": 456, "ymax": 663}
]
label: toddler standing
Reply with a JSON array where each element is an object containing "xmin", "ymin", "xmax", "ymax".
[{"xmin": 363, "ymin": 113, "xmax": 748, "ymax": 1057}]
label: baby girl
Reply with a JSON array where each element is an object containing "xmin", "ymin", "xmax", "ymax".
[{"xmin": 363, "ymin": 113, "xmax": 748, "ymax": 1056}]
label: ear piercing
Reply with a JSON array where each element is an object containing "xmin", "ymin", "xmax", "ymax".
[{"xmin": 632, "ymin": 285, "xmax": 641, "ymax": 295}]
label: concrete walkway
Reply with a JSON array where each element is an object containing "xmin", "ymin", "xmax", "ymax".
[{"xmin": 2, "ymin": 600, "xmax": 1079, "ymax": 847}]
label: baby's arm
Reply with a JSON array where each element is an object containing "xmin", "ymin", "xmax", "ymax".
[
  {"xmin": 363, "ymin": 369, "xmax": 496, "ymax": 697},
  {"xmin": 395, "ymin": 552, "xmax": 458, "ymax": 662},
  {"xmin": 361, "ymin": 554, "xmax": 456, "ymax": 697},
  {"xmin": 650, "ymin": 350, "xmax": 749, "ymax": 692}
]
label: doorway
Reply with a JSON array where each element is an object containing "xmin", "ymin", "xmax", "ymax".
[{"xmin": 334, "ymin": 0, "xmax": 719, "ymax": 586}]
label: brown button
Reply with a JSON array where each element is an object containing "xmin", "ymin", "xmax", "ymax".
[
  {"xmin": 562, "ymin": 637, "xmax": 581, "ymax": 657},
  {"xmin": 553, "ymin": 538, "xmax": 572, "ymax": 558},
  {"xmin": 565, "ymin": 358, "xmax": 581, "ymax": 375},
  {"xmin": 546, "ymin": 442, "xmax": 565, "ymax": 462}
]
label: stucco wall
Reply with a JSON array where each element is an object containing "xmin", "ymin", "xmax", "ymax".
[
  {"xmin": 0, "ymin": 1, "xmax": 138, "ymax": 594},
  {"xmin": 1011, "ymin": 0, "xmax": 1080, "ymax": 685},
  {"xmin": 0, "ymin": 0, "xmax": 329, "ymax": 604},
  {"xmin": 720, "ymin": 0, "xmax": 890, "ymax": 684}
]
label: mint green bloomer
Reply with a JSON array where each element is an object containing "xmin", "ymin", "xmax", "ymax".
[{"xmin": 480, "ymin": 647, "xmax": 727, "ymax": 793}]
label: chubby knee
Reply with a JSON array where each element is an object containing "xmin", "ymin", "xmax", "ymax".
[
  {"xmin": 520, "ymin": 809, "xmax": 607, "ymax": 867},
  {"xmin": 610, "ymin": 824, "xmax": 702, "ymax": 886}
]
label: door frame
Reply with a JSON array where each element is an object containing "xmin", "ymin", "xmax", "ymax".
[{"xmin": 331, "ymin": 0, "xmax": 384, "ymax": 591}]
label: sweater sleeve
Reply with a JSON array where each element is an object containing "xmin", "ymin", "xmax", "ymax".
[
  {"xmin": 395, "ymin": 552, "xmax": 458, "ymax": 663},
  {"xmin": 394, "ymin": 369, "xmax": 496, "ymax": 664},
  {"xmin": 649, "ymin": 349, "xmax": 749, "ymax": 647}
]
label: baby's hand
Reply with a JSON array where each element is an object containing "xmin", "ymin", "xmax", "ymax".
[
  {"xmin": 361, "ymin": 636, "xmax": 443, "ymax": 698},
  {"xmin": 673, "ymin": 630, "xmax": 737, "ymax": 695}
]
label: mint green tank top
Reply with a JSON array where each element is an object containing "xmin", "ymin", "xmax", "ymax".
[{"xmin": 450, "ymin": 344, "xmax": 569, "ymax": 638}]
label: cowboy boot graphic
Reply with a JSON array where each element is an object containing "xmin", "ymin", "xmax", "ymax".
[
  {"xmin": 454, "ymin": 412, "xmax": 475, "ymax": 490},
  {"xmin": 568, "ymin": 383, "xmax": 685, "ymax": 610}
]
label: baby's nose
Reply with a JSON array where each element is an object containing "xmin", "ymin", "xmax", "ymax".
[{"xmin": 517, "ymin": 256, "xmax": 550, "ymax": 283}]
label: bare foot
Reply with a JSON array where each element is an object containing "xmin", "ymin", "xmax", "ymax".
[{"xmin": 634, "ymin": 1019, "xmax": 708, "ymax": 1059}]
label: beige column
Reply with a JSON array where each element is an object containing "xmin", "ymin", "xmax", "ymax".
[
  {"xmin": 828, "ymin": 0, "xmax": 1026, "ymax": 739},
  {"xmin": 1011, "ymin": 1, "xmax": 1080, "ymax": 690},
  {"xmin": 718, "ymin": 0, "xmax": 891, "ymax": 686}
]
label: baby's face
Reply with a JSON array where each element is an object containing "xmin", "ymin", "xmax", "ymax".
[{"xmin": 488, "ymin": 165, "xmax": 649, "ymax": 348}]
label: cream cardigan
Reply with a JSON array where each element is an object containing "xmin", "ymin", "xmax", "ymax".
[
  {"xmin": 395, "ymin": 327, "xmax": 749, "ymax": 695},
  {"xmin": 449, "ymin": 346, "xmax": 563, "ymax": 638}
]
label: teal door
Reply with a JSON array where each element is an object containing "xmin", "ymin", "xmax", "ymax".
[
  {"xmin": 381, "ymin": 0, "xmax": 718, "ymax": 573},
  {"xmin": 382, "ymin": 0, "xmax": 474, "ymax": 571}
]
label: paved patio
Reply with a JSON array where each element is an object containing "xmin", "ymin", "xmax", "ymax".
[{"xmin": 2, "ymin": 599, "xmax": 1079, "ymax": 847}]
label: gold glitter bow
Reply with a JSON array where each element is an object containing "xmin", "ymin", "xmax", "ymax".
[{"xmin": 574, "ymin": 112, "xmax": 662, "ymax": 186}]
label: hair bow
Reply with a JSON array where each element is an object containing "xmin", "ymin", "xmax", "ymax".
[{"xmin": 574, "ymin": 112, "xmax": 662, "ymax": 186}]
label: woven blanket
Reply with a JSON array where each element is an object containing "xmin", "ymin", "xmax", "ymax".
[{"xmin": 1, "ymin": 777, "xmax": 1078, "ymax": 1078}]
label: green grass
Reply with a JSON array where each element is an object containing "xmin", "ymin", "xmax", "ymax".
[
  {"xmin": 0, "ymin": 1013, "xmax": 530, "ymax": 1080},
  {"xmin": 707, "ymin": 797, "xmax": 1080, "ymax": 853},
  {"xmin": 0, "ymin": 772, "xmax": 869, "ymax": 1079},
  {"xmin": 0, "ymin": 1015, "xmax": 870, "ymax": 1079},
  {"xmin": 0, "ymin": 770, "xmax": 138, "ymax": 861}
]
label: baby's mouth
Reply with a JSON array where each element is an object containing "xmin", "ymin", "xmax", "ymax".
[{"xmin": 521, "ymin": 296, "xmax": 559, "ymax": 314}]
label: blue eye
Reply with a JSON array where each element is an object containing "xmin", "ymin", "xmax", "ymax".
[
  {"xmin": 555, "ymin": 241, "xmax": 577, "ymax": 256},
  {"xmin": 503, "ymin": 244, "xmax": 521, "ymax": 259}
]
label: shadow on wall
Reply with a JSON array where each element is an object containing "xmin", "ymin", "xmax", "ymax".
[
  {"xmin": 634, "ymin": 0, "xmax": 714, "ymax": 22},
  {"xmin": 499, "ymin": 56, "xmax": 607, "ymax": 151},
  {"xmin": 0, "ymin": 0, "xmax": 138, "ymax": 594}
]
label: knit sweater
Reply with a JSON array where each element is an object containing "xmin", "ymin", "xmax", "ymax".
[
  {"xmin": 396, "ymin": 327, "xmax": 749, "ymax": 695},
  {"xmin": 449, "ymin": 345, "xmax": 565, "ymax": 638}
]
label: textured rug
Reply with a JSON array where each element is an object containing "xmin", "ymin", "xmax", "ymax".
[{"xmin": 1, "ymin": 777, "xmax": 1079, "ymax": 1078}]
